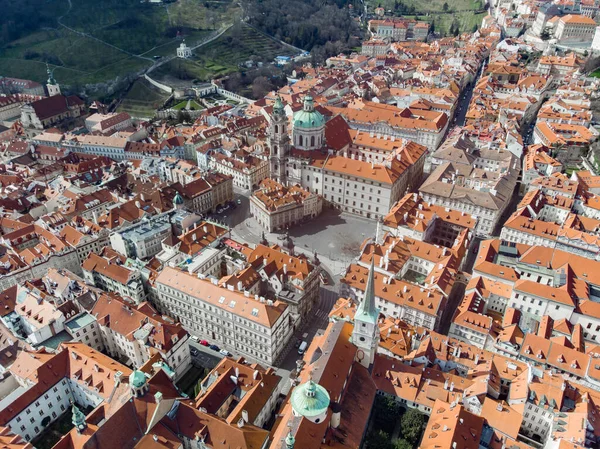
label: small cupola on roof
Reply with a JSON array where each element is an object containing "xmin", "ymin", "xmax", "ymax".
[
  {"xmin": 129, "ymin": 370, "xmax": 149, "ymax": 397},
  {"xmin": 290, "ymin": 377, "xmax": 330, "ymax": 424},
  {"xmin": 173, "ymin": 192, "xmax": 184, "ymax": 210}
]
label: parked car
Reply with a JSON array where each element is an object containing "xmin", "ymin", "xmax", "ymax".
[
  {"xmin": 219, "ymin": 349, "xmax": 231, "ymax": 357},
  {"xmin": 209, "ymin": 344, "xmax": 220, "ymax": 351},
  {"xmin": 191, "ymin": 336, "xmax": 199, "ymax": 342},
  {"xmin": 190, "ymin": 348, "xmax": 198, "ymax": 356},
  {"xmin": 200, "ymin": 340, "xmax": 209, "ymax": 346},
  {"xmin": 298, "ymin": 341, "xmax": 308, "ymax": 355}
]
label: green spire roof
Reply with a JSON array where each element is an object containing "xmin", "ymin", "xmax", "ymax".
[
  {"xmin": 71, "ymin": 403, "xmax": 86, "ymax": 430},
  {"xmin": 290, "ymin": 378, "xmax": 330, "ymax": 419},
  {"xmin": 356, "ymin": 258, "xmax": 379, "ymax": 324},
  {"xmin": 46, "ymin": 64, "xmax": 57, "ymax": 86},
  {"xmin": 129, "ymin": 370, "xmax": 147, "ymax": 388},
  {"xmin": 285, "ymin": 430, "xmax": 295, "ymax": 449},
  {"xmin": 273, "ymin": 95, "xmax": 285, "ymax": 114}
]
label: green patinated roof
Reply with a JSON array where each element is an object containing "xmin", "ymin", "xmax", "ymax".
[
  {"xmin": 129, "ymin": 370, "xmax": 147, "ymax": 388},
  {"xmin": 285, "ymin": 431, "xmax": 295, "ymax": 449},
  {"xmin": 153, "ymin": 361, "xmax": 175, "ymax": 378},
  {"xmin": 47, "ymin": 65, "xmax": 57, "ymax": 86},
  {"xmin": 355, "ymin": 258, "xmax": 379, "ymax": 325},
  {"xmin": 290, "ymin": 379, "xmax": 330, "ymax": 418},
  {"xmin": 173, "ymin": 192, "xmax": 184, "ymax": 205},
  {"xmin": 293, "ymin": 95, "xmax": 324, "ymax": 130},
  {"xmin": 72, "ymin": 403, "xmax": 86, "ymax": 429},
  {"xmin": 273, "ymin": 95, "xmax": 285, "ymax": 114}
]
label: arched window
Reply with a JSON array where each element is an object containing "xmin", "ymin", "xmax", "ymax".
[
  {"xmin": 274, "ymin": 125, "xmax": 279, "ymax": 134},
  {"xmin": 311, "ymin": 136, "xmax": 315, "ymax": 147},
  {"xmin": 299, "ymin": 135, "xmax": 303, "ymax": 146}
]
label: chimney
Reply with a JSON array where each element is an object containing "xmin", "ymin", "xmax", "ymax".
[
  {"xmin": 331, "ymin": 402, "xmax": 342, "ymax": 429},
  {"xmin": 283, "ymin": 264, "xmax": 288, "ymax": 274},
  {"xmin": 242, "ymin": 410, "xmax": 249, "ymax": 423},
  {"xmin": 237, "ymin": 281, "xmax": 243, "ymax": 291},
  {"xmin": 155, "ymin": 391, "xmax": 163, "ymax": 404}
]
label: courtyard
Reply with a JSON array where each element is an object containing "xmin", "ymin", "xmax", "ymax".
[
  {"xmin": 228, "ymin": 192, "xmax": 378, "ymax": 277},
  {"xmin": 32, "ymin": 404, "xmax": 94, "ymax": 449}
]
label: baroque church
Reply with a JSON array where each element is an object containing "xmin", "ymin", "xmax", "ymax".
[{"xmin": 266, "ymin": 94, "xmax": 429, "ymax": 220}]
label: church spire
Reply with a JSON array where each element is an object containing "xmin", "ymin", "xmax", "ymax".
[
  {"xmin": 356, "ymin": 258, "xmax": 377, "ymax": 323},
  {"xmin": 285, "ymin": 429, "xmax": 295, "ymax": 449},
  {"xmin": 352, "ymin": 256, "xmax": 380, "ymax": 368},
  {"xmin": 71, "ymin": 402, "xmax": 87, "ymax": 433}
]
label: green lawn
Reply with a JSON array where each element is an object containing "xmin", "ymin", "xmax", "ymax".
[
  {"xmin": 591, "ymin": 69, "xmax": 600, "ymax": 78},
  {"xmin": 118, "ymin": 78, "xmax": 171, "ymax": 118},
  {"xmin": 0, "ymin": 0, "xmax": 237, "ymax": 89},
  {"xmin": 369, "ymin": 0, "xmax": 483, "ymax": 13},
  {"xmin": 173, "ymin": 100, "xmax": 203, "ymax": 110},
  {"xmin": 367, "ymin": 0, "xmax": 485, "ymax": 35}
]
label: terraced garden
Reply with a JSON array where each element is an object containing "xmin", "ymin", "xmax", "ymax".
[{"xmin": 151, "ymin": 23, "xmax": 299, "ymax": 84}]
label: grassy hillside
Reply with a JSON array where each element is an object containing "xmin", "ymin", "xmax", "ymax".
[
  {"xmin": 0, "ymin": 0, "xmax": 237, "ymax": 87},
  {"xmin": 367, "ymin": 0, "xmax": 486, "ymax": 35},
  {"xmin": 117, "ymin": 78, "xmax": 170, "ymax": 118}
]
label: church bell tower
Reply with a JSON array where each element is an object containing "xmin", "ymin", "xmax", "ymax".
[
  {"xmin": 269, "ymin": 96, "xmax": 290, "ymax": 184},
  {"xmin": 352, "ymin": 258, "xmax": 381, "ymax": 368}
]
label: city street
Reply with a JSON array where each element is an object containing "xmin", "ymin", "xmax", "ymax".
[{"xmin": 200, "ymin": 188, "xmax": 373, "ymax": 392}]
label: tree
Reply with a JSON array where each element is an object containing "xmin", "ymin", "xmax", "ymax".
[
  {"xmin": 430, "ymin": 20, "xmax": 435, "ymax": 34},
  {"xmin": 251, "ymin": 75, "xmax": 273, "ymax": 99},
  {"xmin": 540, "ymin": 29, "xmax": 551, "ymax": 41},
  {"xmin": 372, "ymin": 395, "xmax": 401, "ymax": 434},
  {"xmin": 443, "ymin": 2, "xmax": 449, "ymax": 11},
  {"xmin": 401, "ymin": 409, "xmax": 427, "ymax": 445},
  {"xmin": 583, "ymin": 55, "xmax": 600, "ymax": 74},
  {"xmin": 394, "ymin": 439, "xmax": 412, "ymax": 449},
  {"xmin": 366, "ymin": 430, "xmax": 394, "ymax": 449}
]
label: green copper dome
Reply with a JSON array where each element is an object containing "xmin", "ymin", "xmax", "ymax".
[
  {"xmin": 293, "ymin": 95, "xmax": 325, "ymax": 130},
  {"xmin": 290, "ymin": 379, "xmax": 330, "ymax": 419},
  {"xmin": 173, "ymin": 192, "xmax": 184, "ymax": 205},
  {"xmin": 129, "ymin": 370, "xmax": 147, "ymax": 388}
]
